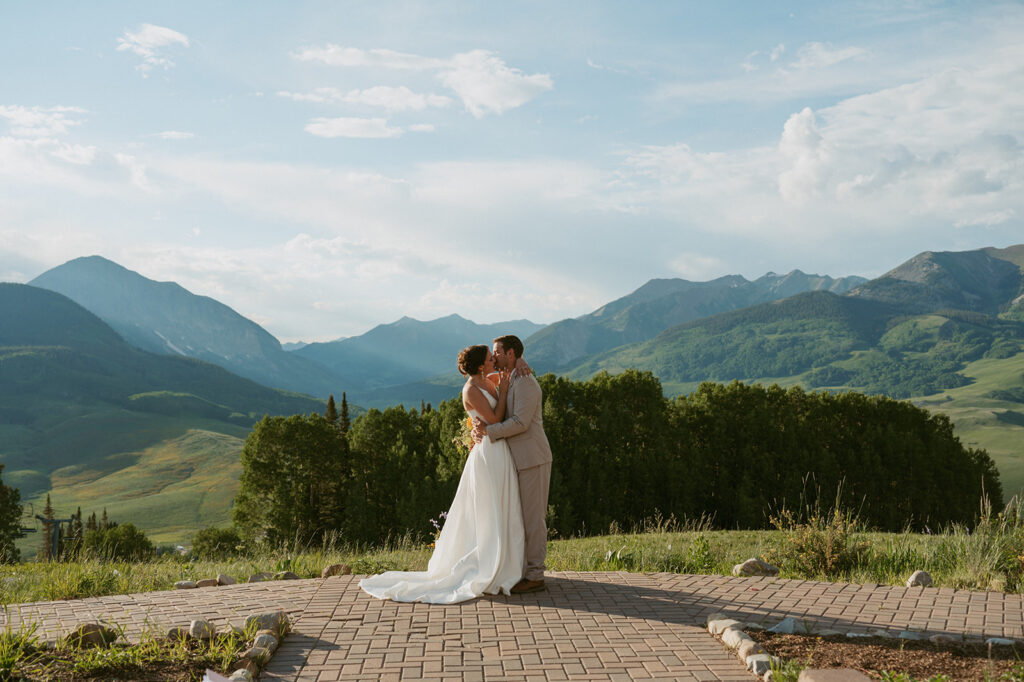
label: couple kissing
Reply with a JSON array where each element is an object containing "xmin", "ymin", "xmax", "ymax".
[{"xmin": 359, "ymin": 335, "xmax": 553, "ymax": 603}]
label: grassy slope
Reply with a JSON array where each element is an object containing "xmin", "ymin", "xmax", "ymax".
[{"xmin": 16, "ymin": 428, "xmax": 246, "ymax": 555}]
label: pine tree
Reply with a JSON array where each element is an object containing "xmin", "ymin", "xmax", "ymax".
[
  {"xmin": 0, "ymin": 464, "xmax": 23, "ymax": 564},
  {"xmin": 39, "ymin": 494, "xmax": 55, "ymax": 561},
  {"xmin": 340, "ymin": 392, "xmax": 351, "ymax": 435},
  {"xmin": 86, "ymin": 511, "xmax": 97, "ymax": 532},
  {"xmin": 101, "ymin": 507, "xmax": 109, "ymax": 530},
  {"xmin": 325, "ymin": 394, "xmax": 339, "ymax": 424}
]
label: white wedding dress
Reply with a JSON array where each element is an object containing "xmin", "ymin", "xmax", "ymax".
[{"xmin": 359, "ymin": 388, "xmax": 525, "ymax": 603}]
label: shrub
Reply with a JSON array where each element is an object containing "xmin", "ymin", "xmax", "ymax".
[
  {"xmin": 764, "ymin": 506, "xmax": 869, "ymax": 579},
  {"xmin": 190, "ymin": 527, "xmax": 243, "ymax": 560},
  {"xmin": 82, "ymin": 524, "xmax": 154, "ymax": 561}
]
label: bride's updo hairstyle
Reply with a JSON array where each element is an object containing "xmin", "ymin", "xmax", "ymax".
[{"xmin": 457, "ymin": 344, "xmax": 488, "ymax": 376}]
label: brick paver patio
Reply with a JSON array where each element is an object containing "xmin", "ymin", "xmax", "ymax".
[{"xmin": 3, "ymin": 572, "xmax": 1022, "ymax": 680}]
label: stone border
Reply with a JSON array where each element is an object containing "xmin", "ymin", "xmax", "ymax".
[
  {"xmin": 37, "ymin": 609, "xmax": 293, "ymax": 682},
  {"xmin": 706, "ymin": 611, "xmax": 1023, "ymax": 681}
]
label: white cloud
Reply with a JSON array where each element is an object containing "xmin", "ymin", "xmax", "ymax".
[
  {"xmin": 291, "ymin": 45, "xmax": 552, "ymax": 118},
  {"xmin": 770, "ymin": 44, "xmax": 786, "ymax": 62},
  {"xmin": 117, "ymin": 23, "xmax": 190, "ymax": 75},
  {"xmin": 156, "ymin": 130, "xmax": 194, "ymax": 140},
  {"xmin": 50, "ymin": 143, "xmax": 98, "ymax": 165},
  {"xmin": 114, "ymin": 153, "xmax": 153, "ymax": 191},
  {"xmin": 0, "ymin": 105, "xmax": 87, "ymax": 137},
  {"xmin": 407, "ymin": 123, "xmax": 435, "ymax": 133},
  {"xmin": 440, "ymin": 50, "xmax": 553, "ymax": 118},
  {"xmin": 670, "ymin": 252, "xmax": 727, "ymax": 280},
  {"xmin": 277, "ymin": 86, "xmax": 451, "ymax": 111},
  {"xmin": 292, "ymin": 45, "xmax": 441, "ymax": 70},
  {"xmin": 790, "ymin": 42, "xmax": 867, "ymax": 70},
  {"xmin": 954, "ymin": 209, "xmax": 1016, "ymax": 228},
  {"xmin": 304, "ymin": 117, "xmax": 404, "ymax": 138},
  {"xmin": 778, "ymin": 107, "xmax": 829, "ymax": 205}
]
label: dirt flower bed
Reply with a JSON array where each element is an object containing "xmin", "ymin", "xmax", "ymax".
[{"xmin": 749, "ymin": 630, "xmax": 1024, "ymax": 681}]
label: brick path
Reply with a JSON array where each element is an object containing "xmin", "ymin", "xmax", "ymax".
[{"xmin": 3, "ymin": 572, "xmax": 1023, "ymax": 680}]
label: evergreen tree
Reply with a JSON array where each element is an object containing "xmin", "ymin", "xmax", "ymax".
[
  {"xmin": 101, "ymin": 507, "xmax": 109, "ymax": 529},
  {"xmin": 339, "ymin": 392, "xmax": 351, "ymax": 434},
  {"xmin": 0, "ymin": 464, "xmax": 23, "ymax": 564},
  {"xmin": 325, "ymin": 394, "xmax": 339, "ymax": 424},
  {"xmin": 86, "ymin": 511, "xmax": 97, "ymax": 532},
  {"xmin": 40, "ymin": 494, "xmax": 55, "ymax": 561}
]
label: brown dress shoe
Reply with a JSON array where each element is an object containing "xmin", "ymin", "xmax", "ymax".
[{"xmin": 510, "ymin": 578, "xmax": 546, "ymax": 594}]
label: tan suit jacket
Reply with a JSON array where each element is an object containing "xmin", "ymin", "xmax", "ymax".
[{"xmin": 487, "ymin": 373, "xmax": 553, "ymax": 471}]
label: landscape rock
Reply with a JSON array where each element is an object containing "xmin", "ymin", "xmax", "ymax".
[
  {"xmin": 798, "ymin": 670, "xmax": 871, "ymax": 682},
  {"xmin": 65, "ymin": 623, "xmax": 118, "ymax": 648},
  {"xmin": 744, "ymin": 622, "xmax": 766, "ymax": 631},
  {"xmin": 196, "ymin": 578, "xmax": 220, "ymax": 588},
  {"xmin": 929, "ymin": 633, "xmax": 962, "ymax": 645},
  {"xmin": 253, "ymin": 632, "xmax": 279, "ymax": 652},
  {"xmin": 245, "ymin": 610, "xmax": 290, "ymax": 636},
  {"xmin": 166, "ymin": 625, "xmax": 190, "ymax": 640},
  {"xmin": 708, "ymin": 618, "xmax": 743, "ymax": 635},
  {"xmin": 221, "ymin": 621, "xmax": 247, "ymax": 636},
  {"xmin": 722, "ymin": 628, "xmax": 752, "ymax": 649},
  {"xmin": 241, "ymin": 645, "xmax": 272, "ymax": 666},
  {"xmin": 322, "ymin": 563, "xmax": 352, "ymax": 578},
  {"xmin": 905, "ymin": 570, "xmax": 933, "ymax": 588},
  {"xmin": 868, "ymin": 628, "xmax": 895, "ymax": 638},
  {"xmin": 737, "ymin": 639, "xmax": 763, "ymax": 659},
  {"xmin": 987, "ymin": 637, "xmax": 1017, "ymax": 646},
  {"xmin": 189, "ymin": 619, "xmax": 216, "ymax": 640},
  {"xmin": 768, "ymin": 617, "xmax": 800, "ymax": 635},
  {"xmin": 704, "ymin": 612, "xmax": 730, "ymax": 625},
  {"xmin": 897, "ymin": 630, "xmax": 927, "ymax": 641},
  {"xmin": 812, "ymin": 629, "xmax": 841, "ymax": 638},
  {"xmin": 174, "ymin": 580, "xmax": 198, "ymax": 589},
  {"xmin": 217, "ymin": 573, "xmax": 237, "ymax": 585},
  {"xmin": 229, "ymin": 670, "xmax": 254, "ymax": 681},
  {"xmin": 247, "ymin": 573, "xmax": 273, "ymax": 583},
  {"xmin": 732, "ymin": 558, "xmax": 780, "ymax": 577},
  {"xmin": 845, "ymin": 632, "xmax": 872, "ymax": 638},
  {"xmin": 746, "ymin": 653, "xmax": 776, "ymax": 675},
  {"xmin": 274, "ymin": 571, "xmax": 300, "ymax": 581}
]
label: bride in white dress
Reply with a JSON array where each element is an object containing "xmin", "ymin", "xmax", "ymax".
[{"xmin": 359, "ymin": 344, "xmax": 525, "ymax": 603}]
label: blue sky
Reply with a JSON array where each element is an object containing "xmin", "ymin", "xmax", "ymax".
[{"xmin": 2, "ymin": 1, "xmax": 1022, "ymax": 341}]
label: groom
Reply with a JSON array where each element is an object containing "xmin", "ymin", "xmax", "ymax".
[{"xmin": 473, "ymin": 334, "xmax": 552, "ymax": 594}]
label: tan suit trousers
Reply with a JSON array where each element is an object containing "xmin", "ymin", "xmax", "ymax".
[{"xmin": 518, "ymin": 461, "xmax": 551, "ymax": 581}]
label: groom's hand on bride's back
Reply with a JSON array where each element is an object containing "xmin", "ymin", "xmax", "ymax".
[{"xmin": 515, "ymin": 357, "xmax": 532, "ymax": 377}]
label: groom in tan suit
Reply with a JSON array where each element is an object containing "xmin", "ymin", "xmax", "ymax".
[{"xmin": 473, "ymin": 334, "xmax": 552, "ymax": 594}]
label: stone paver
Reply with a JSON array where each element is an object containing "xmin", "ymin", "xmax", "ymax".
[{"xmin": 3, "ymin": 571, "xmax": 1022, "ymax": 680}]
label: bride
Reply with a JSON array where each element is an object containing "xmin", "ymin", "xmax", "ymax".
[{"xmin": 359, "ymin": 344, "xmax": 526, "ymax": 603}]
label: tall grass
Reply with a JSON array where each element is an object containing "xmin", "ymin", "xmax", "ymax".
[{"xmin": 3, "ymin": 499, "xmax": 1024, "ymax": 606}]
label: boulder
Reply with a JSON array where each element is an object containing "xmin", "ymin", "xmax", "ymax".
[
  {"xmin": 65, "ymin": 623, "xmax": 118, "ymax": 648},
  {"xmin": 196, "ymin": 578, "xmax": 220, "ymax": 588},
  {"xmin": 274, "ymin": 571, "xmax": 300, "ymax": 581},
  {"xmin": 768, "ymin": 617, "xmax": 799, "ymax": 635},
  {"xmin": 189, "ymin": 619, "xmax": 216, "ymax": 640},
  {"xmin": 217, "ymin": 573, "xmax": 237, "ymax": 585},
  {"xmin": 987, "ymin": 637, "xmax": 1017, "ymax": 646},
  {"xmin": 721, "ymin": 628, "xmax": 751, "ymax": 649},
  {"xmin": 241, "ymin": 645, "xmax": 272, "ymax": 666},
  {"xmin": 321, "ymin": 563, "xmax": 352, "ymax": 578},
  {"xmin": 708, "ymin": 618, "xmax": 743, "ymax": 635},
  {"xmin": 732, "ymin": 558, "xmax": 779, "ymax": 577},
  {"xmin": 245, "ymin": 610, "xmax": 290, "ymax": 636},
  {"xmin": 737, "ymin": 639, "xmax": 763, "ymax": 659},
  {"xmin": 247, "ymin": 573, "xmax": 273, "ymax": 583},
  {"xmin": 746, "ymin": 653, "xmax": 776, "ymax": 675},
  {"xmin": 898, "ymin": 630, "xmax": 927, "ymax": 641},
  {"xmin": 929, "ymin": 633, "xmax": 962, "ymax": 645},
  {"xmin": 253, "ymin": 632, "xmax": 278, "ymax": 653},
  {"xmin": 175, "ymin": 580, "xmax": 198, "ymax": 589},
  {"xmin": 166, "ymin": 625, "xmax": 190, "ymax": 641},
  {"xmin": 905, "ymin": 570, "xmax": 933, "ymax": 588},
  {"xmin": 229, "ymin": 670, "xmax": 254, "ymax": 681}
]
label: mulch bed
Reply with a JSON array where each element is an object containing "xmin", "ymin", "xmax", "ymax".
[{"xmin": 749, "ymin": 630, "xmax": 1024, "ymax": 681}]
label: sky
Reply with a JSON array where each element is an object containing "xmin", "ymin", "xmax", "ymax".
[{"xmin": 2, "ymin": 1, "xmax": 1022, "ymax": 342}]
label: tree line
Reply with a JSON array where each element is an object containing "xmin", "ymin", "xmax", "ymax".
[{"xmin": 232, "ymin": 375, "xmax": 1002, "ymax": 546}]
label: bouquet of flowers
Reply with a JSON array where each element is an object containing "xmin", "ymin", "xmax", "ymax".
[{"xmin": 453, "ymin": 415, "xmax": 475, "ymax": 452}]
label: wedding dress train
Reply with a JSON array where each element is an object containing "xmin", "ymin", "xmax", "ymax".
[{"xmin": 359, "ymin": 389, "xmax": 525, "ymax": 603}]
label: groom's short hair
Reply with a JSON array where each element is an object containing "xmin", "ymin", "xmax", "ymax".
[{"xmin": 493, "ymin": 334, "xmax": 524, "ymax": 359}]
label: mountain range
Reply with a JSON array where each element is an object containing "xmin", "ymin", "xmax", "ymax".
[
  {"xmin": 526, "ymin": 270, "xmax": 866, "ymax": 371},
  {"xmin": 4, "ymin": 244, "xmax": 1023, "ymax": 545}
]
